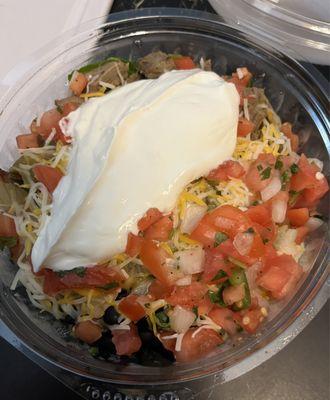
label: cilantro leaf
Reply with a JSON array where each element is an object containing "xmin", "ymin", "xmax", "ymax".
[
  {"xmin": 211, "ymin": 269, "xmax": 228, "ymax": 281},
  {"xmin": 214, "ymin": 232, "xmax": 228, "ymax": 247}
]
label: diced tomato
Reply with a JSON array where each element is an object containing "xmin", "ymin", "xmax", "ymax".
[
  {"xmin": 139, "ymin": 239, "xmax": 174, "ymax": 286},
  {"xmin": 165, "ymin": 282, "xmax": 208, "ymax": 308},
  {"xmin": 0, "ymin": 214, "xmax": 17, "ymax": 237},
  {"xmin": 173, "ymin": 56, "xmax": 196, "ymax": 70},
  {"xmin": 191, "ymin": 205, "xmax": 252, "ymax": 249},
  {"xmin": 112, "ymin": 323, "xmax": 142, "ymax": 356},
  {"xmin": 290, "ymin": 154, "xmax": 319, "ymax": 192},
  {"xmin": 245, "ymin": 154, "xmax": 275, "ymax": 192},
  {"xmin": 208, "ymin": 307, "xmax": 238, "ymax": 335},
  {"xmin": 174, "ymin": 327, "xmax": 222, "ymax": 362},
  {"xmin": 281, "ymin": 122, "xmax": 299, "ymax": 152},
  {"xmin": 256, "ymin": 253, "xmax": 302, "ymax": 299},
  {"xmin": 144, "ymin": 216, "xmax": 173, "ymax": 241},
  {"xmin": 289, "ymin": 155, "xmax": 329, "ymax": 208},
  {"xmin": 74, "ymin": 321, "xmax": 102, "ymax": 344},
  {"xmin": 246, "ymin": 204, "xmax": 277, "ymax": 243},
  {"xmin": 287, "ymin": 208, "xmax": 309, "ymax": 227},
  {"xmin": 237, "ymin": 117, "xmax": 255, "ymax": 137},
  {"xmin": 209, "ymin": 205, "xmax": 250, "ymax": 239},
  {"xmin": 33, "ymin": 165, "xmax": 63, "ymax": 194},
  {"xmin": 245, "ymin": 204, "xmax": 271, "ymax": 226},
  {"xmin": 69, "ymin": 72, "xmax": 88, "ymax": 96},
  {"xmin": 227, "ymin": 68, "xmax": 252, "ymax": 105},
  {"xmin": 31, "ymin": 108, "xmax": 69, "ymax": 143},
  {"xmin": 118, "ymin": 294, "xmax": 146, "ymax": 322},
  {"xmin": 295, "ymin": 226, "xmax": 309, "ymax": 244},
  {"xmin": 252, "ymin": 222, "xmax": 277, "ymax": 244},
  {"xmin": 62, "ymin": 102, "xmax": 80, "ymax": 116},
  {"xmin": 16, "ymin": 133, "xmax": 41, "ymax": 149},
  {"xmin": 207, "ymin": 160, "xmax": 245, "ymax": 181},
  {"xmin": 248, "ymin": 232, "xmax": 265, "ymax": 258},
  {"xmin": 217, "ymin": 239, "xmax": 257, "ymax": 266},
  {"xmin": 148, "ymin": 279, "xmax": 173, "ymax": 300},
  {"xmin": 42, "ymin": 264, "xmax": 125, "ymax": 296},
  {"xmin": 137, "ymin": 208, "xmax": 163, "ymax": 232},
  {"xmin": 297, "ymin": 180, "xmax": 329, "ymax": 209},
  {"xmin": 202, "ymin": 249, "xmax": 231, "ymax": 283},
  {"xmin": 189, "ymin": 218, "xmax": 218, "ymax": 248},
  {"xmin": 197, "ymin": 296, "xmax": 213, "ymax": 316},
  {"xmin": 240, "ymin": 308, "xmax": 265, "ymax": 334},
  {"xmin": 125, "ymin": 233, "xmax": 143, "ymax": 257},
  {"xmin": 223, "ymin": 284, "xmax": 245, "ymax": 306}
]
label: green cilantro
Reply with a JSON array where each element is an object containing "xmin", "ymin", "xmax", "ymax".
[
  {"xmin": 192, "ymin": 306, "xmax": 198, "ymax": 318},
  {"xmin": 252, "ymin": 200, "xmax": 259, "ymax": 206},
  {"xmin": 275, "ymin": 159, "xmax": 283, "ymax": 170},
  {"xmin": 89, "ymin": 347, "xmax": 99, "ymax": 357},
  {"xmin": 290, "ymin": 163, "xmax": 299, "ymax": 174},
  {"xmin": 260, "ymin": 167, "xmax": 271, "ymax": 180},
  {"xmin": 155, "ymin": 308, "xmax": 170, "ymax": 329},
  {"xmin": 214, "ymin": 232, "xmax": 228, "ymax": 247},
  {"xmin": 99, "ymin": 282, "xmax": 119, "ymax": 291},
  {"xmin": 211, "ymin": 269, "xmax": 228, "ymax": 281},
  {"xmin": 288, "ymin": 190, "xmax": 301, "ymax": 207},
  {"xmin": 257, "ymin": 164, "xmax": 263, "ymax": 172},
  {"xmin": 208, "ymin": 281, "xmax": 229, "ymax": 307},
  {"xmin": 281, "ymin": 171, "xmax": 290, "ymax": 188},
  {"xmin": 0, "ymin": 236, "xmax": 17, "ymax": 251}
]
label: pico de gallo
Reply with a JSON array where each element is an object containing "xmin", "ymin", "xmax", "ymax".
[{"xmin": 0, "ymin": 52, "xmax": 328, "ymax": 365}]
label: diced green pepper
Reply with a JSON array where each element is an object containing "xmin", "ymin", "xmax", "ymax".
[{"xmin": 229, "ymin": 267, "xmax": 251, "ymax": 310}]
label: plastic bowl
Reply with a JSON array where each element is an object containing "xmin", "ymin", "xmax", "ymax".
[{"xmin": 0, "ymin": 8, "xmax": 329, "ymax": 393}]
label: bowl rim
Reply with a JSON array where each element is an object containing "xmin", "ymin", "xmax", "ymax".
[{"xmin": 0, "ymin": 8, "xmax": 329, "ymax": 386}]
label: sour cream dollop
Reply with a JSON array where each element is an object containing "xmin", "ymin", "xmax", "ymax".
[{"xmin": 32, "ymin": 69, "xmax": 239, "ymax": 272}]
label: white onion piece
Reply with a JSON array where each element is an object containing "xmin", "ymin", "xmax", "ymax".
[
  {"xmin": 233, "ymin": 232, "xmax": 254, "ymax": 256},
  {"xmin": 305, "ymin": 217, "xmax": 323, "ymax": 232},
  {"xmin": 223, "ymin": 284, "xmax": 245, "ymax": 305},
  {"xmin": 260, "ymin": 176, "xmax": 281, "ymax": 201},
  {"xmin": 272, "ymin": 200, "xmax": 287, "ymax": 223},
  {"xmin": 246, "ymin": 261, "xmax": 263, "ymax": 290},
  {"xmin": 170, "ymin": 306, "xmax": 195, "ymax": 333},
  {"xmin": 181, "ymin": 204, "xmax": 207, "ymax": 234},
  {"xmin": 176, "ymin": 247, "xmax": 205, "ymax": 274},
  {"xmin": 175, "ymin": 275, "xmax": 192, "ymax": 286}
]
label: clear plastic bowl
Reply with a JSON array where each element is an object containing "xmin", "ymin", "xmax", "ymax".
[
  {"xmin": 0, "ymin": 8, "xmax": 329, "ymax": 393},
  {"xmin": 209, "ymin": 0, "xmax": 330, "ymax": 64}
]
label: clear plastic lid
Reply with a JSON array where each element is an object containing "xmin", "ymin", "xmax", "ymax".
[{"xmin": 209, "ymin": 0, "xmax": 330, "ymax": 64}]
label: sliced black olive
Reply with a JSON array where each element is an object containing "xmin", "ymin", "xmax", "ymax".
[
  {"xmin": 103, "ymin": 306, "xmax": 121, "ymax": 325},
  {"xmin": 136, "ymin": 318, "xmax": 175, "ymax": 365},
  {"xmin": 94, "ymin": 331, "xmax": 116, "ymax": 360},
  {"xmin": 115, "ymin": 288, "xmax": 128, "ymax": 300}
]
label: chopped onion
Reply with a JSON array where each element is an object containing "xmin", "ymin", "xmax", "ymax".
[
  {"xmin": 272, "ymin": 200, "xmax": 287, "ymax": 223},
  {"xmin": 305, "ymin": 217, "xmax": 323, "ymax": 232},
  {"xmin": 175, "ymin": 275, "xmax": 192, "ymax": 286},
  {"xmin": 170, "ymin": 306, "xmax": 195, "ymax": 334},
  {"xmin": 223, "ymin": 284, "xmax": 245, "ymax": 305},
  {"xmin": 260, "ymin": 176, "xmax": 281, "ymax": 201},
  {"xmin": 176, "ymin": 247, "xmax": 205, "ymax": 274},
  {"xmin": 233, "ymin": 232, "xmax": 254, "ymax": 256},
  {"xmin": 181, "ymin": 204, "xmax": 207, "ymax": 234}
]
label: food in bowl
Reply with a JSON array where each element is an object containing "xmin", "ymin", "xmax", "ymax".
[{"xmin": 0, "ymin": 52, "xmax": 328, "ymax": 365}]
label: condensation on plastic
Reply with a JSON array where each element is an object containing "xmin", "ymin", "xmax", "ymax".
[
  {"xmin": 0, "ymin": 8, "xmax": 329, "ymax": 399},
  {"xmin": 209, "ymin": 0, "xmax": 330, "ymax": 64}
]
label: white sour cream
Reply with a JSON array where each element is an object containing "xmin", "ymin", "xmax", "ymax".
[{"xmin": 32, "ymin": 69, "xmax": 239, "ymax": 272}]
